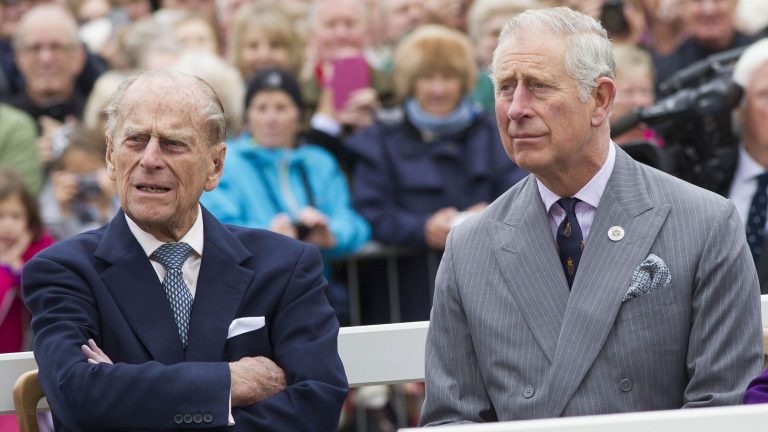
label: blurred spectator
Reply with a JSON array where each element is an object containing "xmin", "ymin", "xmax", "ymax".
[
  {"xmin": 562, "ymin": 0, "xmax": 647, "ymax": 46},
  {"xmin": 39, "ymin": 127, "xmax": 118, "ymax": 240},
  {"xmin": 173, "ymin": 12, "xmax": 219, "ymax": 53},
  {"xmin": 9, "ymin": 4, "xmax": 87, "ymax": 167},
  {"xmin": 653, "ymin": 0, "xmax": 756, "ymax": 91},
  {"xmin": 201, "ymin": 68, "xmax": 370, "ymax": 323},
  {"xmin": 422, "ymin": 0, "xmax": 473, "ymax": 32},
  {"xmin": 83, "ymin": 71, "xmax": 128, "ymax": 133},
  {"xmin": 173, "ymin": 50, "xmax": 245, "ymax": 134},
  {"xmin": 366, "ymin": 0, "xmax": 426, "ymax": 72},
  {"xmin": 467, "ymin": 0, "xmax": 541, "ymax": 114},
  {"xmin": 110, "ymin": 16, "xmax": 181, "ymax": 71},
  {"xmin": 0, "ymin": 103, "xmax": 42, "ymax": 194},
  {"xmin": 610, "ymin": 43, "xmax": 661, "ymax": 146},
  {"xmin": 724, "ymin": 38, "xmax": 768, "ymax": 293},
  {"xmin": 348, "ymin": 25, "xmax": 527, "ymax": 323},
  {"xmin": 228, "ymin": 4, "xmax": 303, "ymax": 81},
  {"xmin": 303, "ymin": 0, "xmax": 395, "ymax": 134},
  {"xmin": 638, "ymin": 0, "xmax": 685, "ymax": 55},
  {"xmin": 736, "ymin": 0, "xmax": 768, "ymax": 35},
  {"xmin": 0, "ymin": 168, "xmax": 52, "ymax": 352},
  {"xmin": 120, "ymin": 0, "xmax": 153, "ymax": 22}
]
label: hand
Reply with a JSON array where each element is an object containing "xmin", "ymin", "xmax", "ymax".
[
  {"xmin": 0, "ymin": 230, "xmax": 32, "ymax": 271},
  {"xmin": 230, "ymin": 356, "xmax": 287, "ymax": 407},
  {"xmin": 51, "ymin": 171, "xmax": 79, "ymax": 214},
  {"xmin": 425, "ymin": 207, "xmax": 458, "ymax": 250},
  {"xmin": 297, "ymin": 207, "xmax": 336, "ymax": 249},
  {"xmin": 81, "ymin": 339, "xmax": 114, "ymax": 364},
  {"xmin": 336, "ymin": 87, "xmax": 379, "ymax": 131},
  {"xmin": 270, "ymin": 213, "xmax": 298, "ymax": 239}
]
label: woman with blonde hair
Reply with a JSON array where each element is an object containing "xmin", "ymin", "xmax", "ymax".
[{"xmin": 347, "ymin": 25, "xmax": 526, "ymax": 323}]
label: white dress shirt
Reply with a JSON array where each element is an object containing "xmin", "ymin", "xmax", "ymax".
[
  {"xmin": 537, "ymin": 142, "xmax": 616, "ymax": 242},
  {"xmin": 125, "ymin": 206, "xmax": 204, "ymax": 297},
  {"xmin": 728, "ymin": 145, "xmax": 768, "ymax": 230}
]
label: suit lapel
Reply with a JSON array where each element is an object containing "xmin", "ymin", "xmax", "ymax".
[
  {"xmin": 95, "ymin": 211, "xmax": 186, "ymax": 363},
  {"xmin": 184, "ymin": 208, "xmax": 254, "ymax": 361},
  {"xmin": 490, "ymin": 177, "xmax": 569, "ymax": 363},
  {"xmin": 546, "ymin": 147, "xmax": 671, "ymax": 417}
]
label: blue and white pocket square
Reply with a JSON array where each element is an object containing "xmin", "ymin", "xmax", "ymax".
[{"xmin": 623, "ymin": 254, "xmax": 671, "ymax": 302}]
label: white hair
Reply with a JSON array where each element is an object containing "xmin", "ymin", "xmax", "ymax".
[
  {"xmin": 733, "ymin": 38, "xmax": 768, "ymax": 88},
  {"xmin": 491, "ymin": 7, "xmax": 615, "ymax": 101}
]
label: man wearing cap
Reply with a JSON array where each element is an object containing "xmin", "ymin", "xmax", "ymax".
[{"xmin": 23, "ymin": 69, "xmax": 347, "ymax": 431}]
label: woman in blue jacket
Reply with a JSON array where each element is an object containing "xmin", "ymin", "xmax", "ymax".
[
  {"xmin": 347, "ymin": 25, "xmax": 527, "ymax": 323},
  {"xmin": 202, "ymin": 69, "xmax": 371, "ymax": 320}
]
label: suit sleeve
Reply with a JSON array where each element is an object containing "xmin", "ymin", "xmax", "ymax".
[
  {"xmin": 683, "ymin": 201, "xmax": 764, "ymax": 407},
  {"xmin": 419, "ymin": 231, "xmax": 496, "ymax": 425},
  {"xmin": 23, "ymin": 255, "xmax": 232, "ymax": 431},
  {"xmin": 231, "ymin": 243, "xmax": 348, "ymax": 431}
]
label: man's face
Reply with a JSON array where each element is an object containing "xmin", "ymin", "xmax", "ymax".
[
  {"xmin": 683, "ymin": 0, "xmax": 737, "ymax": 48},
  {"xmin": 384, "ymin": 0, "xmax": 424, "ymax": 43},
  {"xmin": 15, "ymin": 18, "xmax": 84, "ymax": 102},
  {"xmin": 312, "ymin": 0, "xmax": 367, "ymax": 60},
  {"xmin": 741, "ymin": 62, "xmax": 768, "ymax": 157},
  {"xmin": 493, "ymin": 34, "xmax": 600, "ymax": 181},
  {"xmin": 106, "ymin": 79, "xmax": 224, "ymax": 241}
]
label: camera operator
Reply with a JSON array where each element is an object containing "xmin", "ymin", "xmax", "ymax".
[
  {"xmin": 722, "ymin": 38, "xmax": 768, "ymax": 293},
  {"xmin": 39, "ymin": 127, "xmax": 118, "ymax": 240},
  {"xmin": 653, "ymin": 0, "xmax": 756, "ymax": 93}
]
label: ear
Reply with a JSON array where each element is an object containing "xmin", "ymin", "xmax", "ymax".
[
  {"xmin": 105, "ymin": 134, "xmax": 116, "ymax": 181},
  {"xmin": 204, "ymin": 142, "xmax": 226, "ymax": 192},
  {"xmin": 590, "ymin": 77, "xmax": 616, "ymax": 128}
]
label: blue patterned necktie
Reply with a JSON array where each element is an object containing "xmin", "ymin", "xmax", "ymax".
[
  {"xmin": 746, "ymin": 173, "xmax": 768, "ymax": 263},
  {"xmin": 152, "ymin": 242, "xmax": 193, "ymax": 347},
  {"xmin": 556, "ymin": 198, "xmax": 584, "ymax": 289}
]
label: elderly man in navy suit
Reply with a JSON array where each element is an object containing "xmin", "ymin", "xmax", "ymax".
[{"xmin": 22, "ymin": 70, "xmax": 347, "ymax": 431}]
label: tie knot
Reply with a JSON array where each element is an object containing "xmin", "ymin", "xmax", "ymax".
[
  {"xmin": 152, "ymin": 242, "xmax": 192, "ymax": 270},
  {"xmin": 757, "ymin": 173, "xmax": 768, "ymax": 189},
  {"xmin": 557, "ymin": 197, "xmax": 580, "ymax": 216}
]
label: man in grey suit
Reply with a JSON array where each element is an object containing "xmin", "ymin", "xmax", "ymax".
[{"xmin": 420, "ymin": 7, "xmax": 765, "ymax": 425}]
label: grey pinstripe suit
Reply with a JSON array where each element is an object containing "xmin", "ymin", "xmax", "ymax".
[{"xmin": 420, "ymin": 146, "xmax": 765, "ymax": 425}]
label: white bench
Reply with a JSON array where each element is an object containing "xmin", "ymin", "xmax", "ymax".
[{"xmin": 0, "ymin": 320, "xmax": 429, "ymax": 415}]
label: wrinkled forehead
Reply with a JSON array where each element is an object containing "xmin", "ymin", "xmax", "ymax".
[{"xmin": 116, "ymin": 77, "xmax": 208, "ymax": 136}]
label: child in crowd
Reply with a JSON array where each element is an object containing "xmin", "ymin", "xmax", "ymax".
[{"xmin": 0, "ymin": 169, "xmax": 53, "ymax": 354}]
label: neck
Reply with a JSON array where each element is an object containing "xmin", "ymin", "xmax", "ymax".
[
  {"xmin": 27, "ymin": 86, "xmax": 74, "ymax": 108},
  {"xmin": 745, "ymin": 141, "xmax": 768, "ymax": 170}
]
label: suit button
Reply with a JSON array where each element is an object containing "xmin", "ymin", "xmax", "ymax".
[
  {"xmin": 203, "ymin": 414, "xmax": 213, "ymax": 423},
  {"xmin": 183, "ymin": 414, "xmax": 193, "ymax": 424},
  {"xmin": 173, "ymin": 414, "xmax": 184, "ymax": 424},
  {"xmin": 193, "ymin": 414, "xmax": 203, "ymax": 424},
  {"xmin": 522, "ymin": 385, "xmax": 535, "ymax": 398},
  {"xmin": 620, "ymin": 379, "xmax": 633, "ymax": 392}
]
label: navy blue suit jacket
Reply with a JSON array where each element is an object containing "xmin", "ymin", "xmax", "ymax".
[{"xmin": 22, "ymin": 207, "xmax": 347, "ymax": 431}]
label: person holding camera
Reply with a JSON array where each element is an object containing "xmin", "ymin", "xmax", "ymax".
[{"xmin": 39, "ymin": 127, "xmax": 118, "ymax": 240}]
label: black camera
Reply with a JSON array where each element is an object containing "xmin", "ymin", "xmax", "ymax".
[
  {"xmin": 293, "ymin": 222, "xmax": 311, "ymax": 241},
  {"xmin": 76, "ymin": 173, "xmax": 102, "ymax": 199},
  {"xmin": 600, "ymin": 0, "xmax": 630, "ymax": 39}
]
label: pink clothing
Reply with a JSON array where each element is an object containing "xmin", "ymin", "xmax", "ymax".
[{"xmin": 0, "ymin": 232, "xmax": 54, "ymax": 353}]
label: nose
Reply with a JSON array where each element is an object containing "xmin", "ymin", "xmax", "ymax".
[
  {"xmin": 506, "ymin": 85, "xmax": 533, "ymax": 121},
  {"xmin": 139, "ymin": 137, "xmax": 165, "ymax": 170}
]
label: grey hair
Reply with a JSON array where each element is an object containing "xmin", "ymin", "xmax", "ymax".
[
  {"xmin": 491, "ymin": 7, "xmax": 615, "ymax": 101},
  {"xmin": 13, "ymin": 4, "xmax": 80, "ymax": 50},
  {"xmin": 307, "ymin": 0, "xmax": 368, "ymax": 30},
  {"xmin": 104, "ymin": 70, "xmax": 227, "ymax": 146}
]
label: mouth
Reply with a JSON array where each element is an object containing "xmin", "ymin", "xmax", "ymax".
[{"xmin": 135, "ymin": 184, "xmax": 171, "ymax": 193}]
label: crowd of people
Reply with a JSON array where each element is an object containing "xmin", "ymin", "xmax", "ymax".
[{"xmin": 1, "ymin": 0, "xmax": 768, "ymax": 429}]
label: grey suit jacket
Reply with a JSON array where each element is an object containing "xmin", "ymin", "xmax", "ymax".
[{"xmin": 420, "ymin": 146, "xmax": 764, "ymax": 425}]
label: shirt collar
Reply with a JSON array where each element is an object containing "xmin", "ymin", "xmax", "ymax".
[
  {"xmin": 125, "ymin": 205, "xmax": 204, "ymax": 258},
  {"xmin": 537, "ymin": 142, "xmax": 616, "ymax": 213},
  {"xmin": 733, "ymin": 145, "xmax": 767, "ymax": 186}
]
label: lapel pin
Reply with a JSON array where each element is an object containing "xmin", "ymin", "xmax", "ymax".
[{"xmin": 608, "ymin": 226, "xmax": 625, "ymax": 242}]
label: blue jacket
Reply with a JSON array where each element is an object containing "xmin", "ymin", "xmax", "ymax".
[{"xmin": 201, "ymin": 134, "xmax": 371, "ymax": 257}]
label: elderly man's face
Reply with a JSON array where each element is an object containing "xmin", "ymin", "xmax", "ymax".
[
  {"xmin": 683, "ymin": 0, "xmax": 737, "ymax": 48},
  {"xmin": 106, "ymin": 79, "xmax": 225, "ymax": 242},
  {"xmin": 493, "ymin": 34, "xmax": 599, "ymax": 182},
  {"xmin": 312, "ymin": 0, "xmax": 367, "ymax": 60},
  {"xmin": 742, "ymin": 62, "xmax": 768, "ymax": 156},
  {"xmin": 15, "ymin": 18, "xmax": 84, "ymax": 101}
]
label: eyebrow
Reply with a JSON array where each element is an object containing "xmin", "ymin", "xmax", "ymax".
[{"xmin": 122, "ymin": 127, "xmax": 193, "ymax": 143}]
